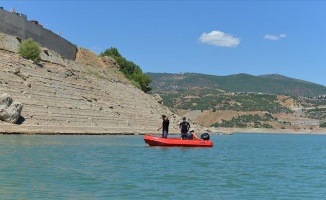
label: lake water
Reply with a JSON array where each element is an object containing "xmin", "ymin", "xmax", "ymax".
[{"xmin": 1, "ymin": 133, "xmax": 326, "ymax": 199}]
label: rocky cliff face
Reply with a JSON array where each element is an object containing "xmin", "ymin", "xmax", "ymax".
[{"xmin": 0, "ymin": 33, "xmax": 194, "ymax": 134}]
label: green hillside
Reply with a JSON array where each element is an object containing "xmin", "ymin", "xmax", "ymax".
[
  {"xmin": 147, "ymin": 73, "xmax": 326, "ymax": 128},
  {"xmin": 147, "ymin": 73, "xmax": 326, "ymax": 97}
]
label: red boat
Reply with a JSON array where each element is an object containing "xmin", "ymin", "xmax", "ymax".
[{"xmin": 144, "ymin": 135, "xmax": 213, "ymax": 147}]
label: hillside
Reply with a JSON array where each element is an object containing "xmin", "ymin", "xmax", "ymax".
[
  {"xmin": 1, "ymin": 33, "xmax": 205, "ymax": 134},
  {"xmin": 147, "ymin": 72, "xmax": 326, "ymax": 97},
  {"xmin": 147, "ymin": 72, "xmax": 326, "ymax": 133}
]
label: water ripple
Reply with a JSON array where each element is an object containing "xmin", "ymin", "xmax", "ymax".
[{"xmin": 1, "ymin": 134, "xmax": 326, "ymax": 199}]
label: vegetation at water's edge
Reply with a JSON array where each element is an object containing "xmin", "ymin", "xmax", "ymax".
[
  {"xmin": 320, "ymin": 121, "xmax": 326, "ymax": 127},
  {"xmin": 211, "ymin": 113, "xmax": 275, "ymax": 128},
  {"xmin": 100, "ymin": 47, "xmax": 151, "ymax": 93},
  {"xmin": 18, "ymin": 38, "xmax": 41, "ymax": 63}
]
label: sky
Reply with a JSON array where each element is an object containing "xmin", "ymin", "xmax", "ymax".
[{"xmin": 1, "ymin": 0, "xmax": 326, "ymax": 86}]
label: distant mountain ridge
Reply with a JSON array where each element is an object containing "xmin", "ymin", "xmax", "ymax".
[{"xmin": 147, "ymin": 72, "xmax": 326, "ymax": 97}]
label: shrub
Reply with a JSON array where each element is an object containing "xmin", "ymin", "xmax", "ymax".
[
  {"xmin": 262, "ymin": 124, "xmax": 273, "ymax": 128},
  {"xmin": 18, "ymin": 38, "xmax": 41, "ymax": 63},
  {"xmin": 320, "ymin": 122, "xmax": 326, "ymax": 128}
]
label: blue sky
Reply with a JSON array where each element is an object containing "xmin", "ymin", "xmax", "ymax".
[{"xmin": 2, "ymin": 1, "xmax": 326, "ymax": 86}]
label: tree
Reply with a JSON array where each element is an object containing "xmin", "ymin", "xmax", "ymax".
[
  {"xmin": 100, "ymin": 47, "xmax": 151, "ymax": 93},
  {"xmin": 131, "ymin": 73, "xmax": 152, "ymax": 93},
  {"xmin": 100, "ymin": 47, "xmax": 121, "ymax": 58}
]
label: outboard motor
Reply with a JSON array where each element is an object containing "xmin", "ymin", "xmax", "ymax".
[{"xmin": 201, "ymin": 133, "xmax": 210, "ymax": 140}]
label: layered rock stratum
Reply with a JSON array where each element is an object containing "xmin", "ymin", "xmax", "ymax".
[{"xmin": 1, "ymin": 33, "xmax": 203, "ymax": 134}]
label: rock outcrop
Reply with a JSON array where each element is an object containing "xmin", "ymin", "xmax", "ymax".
[
  {"xmin": 153, "ymin": 94, "xmax": 163, "ymax": 104},
  {"xmin": 0, "ymin": 93, "xmax": 23, "ymax": 123},
  {"xmin": 100, "ymin": 56, "xmax": 120, "ymax": 69}
]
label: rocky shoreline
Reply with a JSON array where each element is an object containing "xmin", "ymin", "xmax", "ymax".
[{"xmin": 1, "ymin": 124, "xmax": 326, "ymax": 135}]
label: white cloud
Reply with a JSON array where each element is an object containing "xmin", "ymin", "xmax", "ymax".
[
  {"xmin": 199, "ymin": 30, "xmax": 240, "ymax": 47},
  {"xmin": 279, "ymin": 34, "xmax": 287, "ymax": 38},
  {"xmin": 264, "ymin": 34, "xmax": 287, "ymax": 41}
]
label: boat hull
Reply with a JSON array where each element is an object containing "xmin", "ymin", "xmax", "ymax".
[{"xmin": 144, "ymin": 135, "xmax": 213, "ymax": 147}]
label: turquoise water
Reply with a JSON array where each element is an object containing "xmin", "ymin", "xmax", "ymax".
[{"xmin": 1, "ymin": 133, "xmax": 326, "ymax": 199}]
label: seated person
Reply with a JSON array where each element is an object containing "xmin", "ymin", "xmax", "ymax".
[{"xmin": 186, "ymin": 128, "xmax": 201, "ymax": 140}]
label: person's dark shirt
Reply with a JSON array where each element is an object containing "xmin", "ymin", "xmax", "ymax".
[
  {"xmin": 162, "ymin": 119, "xmax": 169, "ymax": 132},
  {"xmin": 180, "ymin": 121, "xmax": 190, "ymax": 133}
]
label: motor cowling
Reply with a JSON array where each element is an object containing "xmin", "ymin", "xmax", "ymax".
[{"xmin": 201, "ymin": 133, "xmax": 210, "ymax": 140}]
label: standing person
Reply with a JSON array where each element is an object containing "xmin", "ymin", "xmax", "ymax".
[
  {"xmin": 179, "ymin": 117, "xmax": 190, "ymax": 139},
  {"xmin": 157, "ymin": 115, "xmax": 169, "ymax": 138}
]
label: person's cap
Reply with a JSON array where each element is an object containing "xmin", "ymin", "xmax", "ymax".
[
  {"xmin": 189, "ymin": 128, "xmax": 194, "ymax": 132},
  {"xmin": 183, "ymin": 117, "xmax": 186, "ymax": 120}
]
